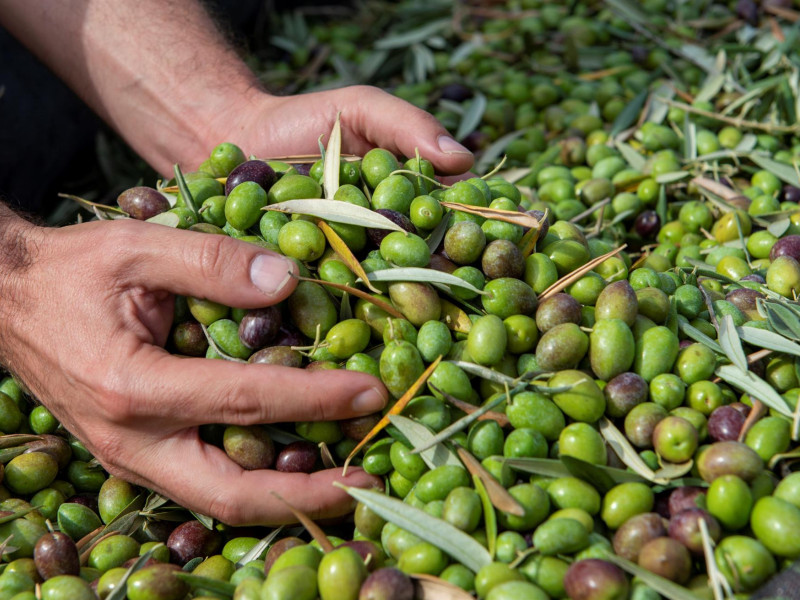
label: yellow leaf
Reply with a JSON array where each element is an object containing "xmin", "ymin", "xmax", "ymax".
[
  {"xmin": 440, "ymin": 202, "xmax": 541, "ymax": 229},
  {"xmin": 316, "ymin": 220, "xmax": 381, "ymax": 294},
  {"xmin": 539, "ymin": 245, "xmax": 627, "ymax": 301},
  {"xmin": 440, "ymin": 299, "xmax": 473, "ymax": 334},
  {"xmin": 343, "ymin": 356, "xmax": 443, "ymax": 475}
]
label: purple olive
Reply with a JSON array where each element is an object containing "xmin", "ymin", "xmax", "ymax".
[
  {"xmin": 612, "ymin": 513, "xmax": 667, "ymax": 562},
  {"xmin": 238, "ymin": 307, "xmax": 282, "ymax": 350},
  {"xmin": 782, "ymin": 184, "xmax": 800, "ymax": 204},
  {"xmin": 440, "ymin": 83, "xmax": 474, "ymax": 103},
  {"xmin": 634, "ymin": 210, "xmax": 660, "ymax": 239},
  {"xmin": 264, "ymin": 537, "xmax": 306, "ymax": 575},
  {"xmin": 167, "ymin": 520, "xmax": 222, "ymax": 566},
  {"xmin": 770, "ymin": 234, "xmax": 800, "ymax": 262},
  {"xmin": 668, "ymin": 487, "xmax": 706, "ymax": 517},
  {"xmin": 275, "ymin": 441, "xmax": 318, "ymax": 473},
  {"xmin": 707, "ymin": 405, "xmax": 746, "ymax": 442},
  {"xmin": 248, "ymin": 345, "xmax": 303, "ymax": 368},
  {"xmin": 225, "ymin": 160, "xmax": 277, "ymax": 195},
  {"xmin": 172, "ymin": 321, "xmax": 208, "ymax": 357},
  {"xmin": 34, "ymin": 531, "xmax": 79, "ymax": 579},
  {"xmin": 117, "ymin": 186, "xmax": 170, "ymax": 220},
  {"xmin": 359, "ymin": 567, "xmax": 414, "ymax": 600},
  {"xmin": 668, "ymin": 508, "xmax": 721, "ymax": 555},
  {"xmin": 564, "ymin": 558, "xmax": 629, "ymax": 600},
  {"xmin": 340, "ymin": 413, "xmax": 382, "ymax": 442}
]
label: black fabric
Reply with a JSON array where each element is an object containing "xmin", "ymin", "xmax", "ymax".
[{"xmin": 0, "ymin": 0, "xmax": 262, "ymax": 213}]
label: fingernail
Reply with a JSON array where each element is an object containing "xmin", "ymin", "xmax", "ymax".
[
  {"xmin": 438, "ymin": 135, "xmax": 471, "ymax": 155},
  {"xmin": 351, "ymin": 386, "xmax": 387, "ymax": 413},
  {"xmin": 250, "ymin": 254, "xmax": 295, "ymax": 296}
]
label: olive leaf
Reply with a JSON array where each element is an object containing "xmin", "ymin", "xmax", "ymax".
[
  {"xmin": 472, "ymin": 474, "xmax": 497, "ymax": 560},
  {"xmin": 265, "ymin": 199, "xmax": 405, "ymax": 231},
  {"xmin": 611, "ymin": 89, "xmax": 648, "ymax": 138},
  {"xmin": 322, "ymin": 113, "xmax": 342, "ymax": 199},
  {"xmin": 146, "ymin": 211, "xmax": 181, "ymax": 228},
  {"xmin": 426, "ymin": 211, "xmax": 451, "ymax": 253},
  {"xmin": 236, "ymin": 526, "xmax": 284, "ymax": 568},
  {"xmin": 335, "ymin": 484, "xmax": 492, "ymax": 573},
  {"xmin": 106, "ymin": 544, "xmax": 166, "ymax": 600},
  {"xmin": 412, "ymin": 574, "xmax": 476, "ymax": 600},
  {"xmin": 614, "ymin": 141, "xmax": 646, "ymax": 172},
  {"xmin": 374, "ymin": 19, "xmax": 451, "ymax": 50},
  {"xmin": 539, "ymin": 245, "xmax": 627, "ymax": 301},
  {"xmin": 501, "ymin": 457, "xmax": 573, "ymax": 479},
  {"xmin": 410, "ymin": 393, "xmax": 508, "ymax": 455},
  {"xmin": 601, "ymin": 551, "xmax": 702, "ymax": 600},
  {"xmin": 174, "ymin": 573, "xmax": 236, "ymax": 597},
  {"xmin": 456, "ymin": 92, "xmax": 487, "ymax": 141},
  {"xmin": 677, "ymin": 315, "xmax": 724, "ymax": 354},
  {"xmin": 718, "ymin": 314, "xmax": 749, "ymax": 371},
  {"xmin": 599, "ymin": 418, "xmax": 666, "ymax": 484},
  {"xmin": 344, "ymin": 356, "xmax": 442, "ymax": 473},
  {"xmin": 58, "ymin": 193, "xmax": 130, "ymax": 219},
  {"xmin": 715, "ymin": 363, "xmax": 792, "ymax": 417},
  {"xmin": 387, "ymin": 415, "xmax": 461, "ymax": 469},
  {"xmin": 749, "ymin": 152, "xmax": 800, "ymax": 186},
  {"xmin": 440, "ymin": 202, "xmax": 541, "ymax": 229},
  {"xmin": 655, "ymin": 171, "xmax": 690, "ymax": 184},
  {"xmin": 173, "ymin": 164, "xmax": 199, "ymax": 220},
  {"xmin": 261, "ymin": 425, "xmax": 304, "ymax": 445},
  {"xmin": 762, "ymin": 300, "xmax": 800, "ymax": 341},
  {"xmin": 558, "ymin": 456, "xmax": 623, "ymax": 494},
  {"xmin": 316, "ymin": 220, "xmax": 380, "ymax": 294},
  {"xmin": 455, "ymin": 446, "xmax": 525, "ymax": 516},
  {"xmin": 737, "ymin": 325, "xmax": 800, "ymax": 358},
  {"xmin": 475, "ymin": 130, "xmax": 526, "ymax": 174},
  {"xmin": 699, "ymin": 516, "xmax": 733, "ymax": 600},
  {"xmin": 190, "ymin": 511, "xmax": 214, "ymax": 531},
  {"xmin": 364, "ymin": 268, "xmax": 487, "ymax": 295},
  {"xmin": 292, "ymin": 275, "xmax": 404, "ymax": 319}
]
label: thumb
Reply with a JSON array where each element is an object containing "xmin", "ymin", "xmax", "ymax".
[
  {"xmin": 130, "ymin": 222, "xmax": 299, "ymax": 308},
  {"xmin": 343, "ymin": 86, "xmax": 475, "ymax": 176}
]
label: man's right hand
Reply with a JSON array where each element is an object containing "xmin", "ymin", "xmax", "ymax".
[{"xmin": 0, "ymin": 211, "xmax": 388, "ymax": 525}]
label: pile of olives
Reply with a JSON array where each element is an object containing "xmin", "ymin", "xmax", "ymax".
[{"xmin": 11, "ymin": 0, "xmax": 800, "ymax": 598}]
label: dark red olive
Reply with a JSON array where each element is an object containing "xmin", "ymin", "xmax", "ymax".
[
  {"xmin": 735, "ymin": 0, "xmax": 759, "ymax": 25},
  {"xmin": 117, "ymin": 186, "xmax": 170, "ymax": 220},
  {"xmin": 238, "ymin": 307, "xmax": 282, "ymax": 350},
  {"xmin": 360, "ymin": 567, "xmax": 414, "ymax": 600},
  {"xmin": 612, "ymin": 513, "xmax": 667, "ymax": 562},
  {"xmin": 275, "ymin": 441, "xmax": 318, "ymax": 473},
  {"xmin": 340, "ymin": 413, "xmax": 382, "ymax": 442},
  {"xmin": 429, "ymin": 254, "xmax": 457, "ymax": 273},
  {"xmin": 291, "ymin": 163, "xmax": 312, "ymax": 177},
  {"xmin": 225, "ymin": 160, "xmax": 277, "ymax": 195},
  {"xmin": 634, "ymin": 210, "xmax": 660, "ymax": 239},
  {"xmin": 741, "ymin": 274, "xmax": 766, "ymax": 284},
  {"xmin": 770, "ymin": 234, "xmax": 800, "ymax": 262},
  {"xmin": 34, "ymin": 531, "xmax": 80, "ymax": 580},
  {"xmin": 564, "ymin": 558, "xmax": 629, "ymax": 600},
  {"xmin": 668, "ymin": 486, "xmax": 706, "ymax": 517},
  {"xmin": 526, "ymin": 209, "xmax": 550, "ymax": 241},
  {"xmin": 167, "ymin": 520, "xmax": 222, "ymax": 566},
  {"xmin": 668, "ymin": 508, "xmax": 721, "ymax": 555},
  {"xmin": 707, "ymin": 405, "xmax": 746, "ymax": 442}
]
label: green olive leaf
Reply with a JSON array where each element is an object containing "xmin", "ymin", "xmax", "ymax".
[
  {"xmin": 335, "ymin": 484, "xmax": 492, "ymax": 573},
  {"xmin": 145, "ymin": 211, "xmax": 181, "ymax": 228},
  {"xmin": 387, "ymin": 415, "xmax": 461, "ymax": 469},
  {"xmin": 718, "ymin": 314, "xmax": 748, "ymax": 371},
  {"xmin": 175, "ymin": 573, "xmax": 236, "ymax": 597},
  {"xmin": 559, "ymin": 456, "xmax": 628, "ymax": 494},
  {"xmin": 677, "ymin": 315, "xmax": 724, "ymax": 354},
  {"xmin": 475, "ymin": 130, "xmax": 526, "ymax": 174},
  {"xmin": 265, "ymin": 199, "xmax": 406, "ymax": 231},
  {"xmin": 58, "ymin": 193, "xmax": 130, "ymax": 219},
  {"xmin": 501, "ymin": 457, "xmax": 573, "ymax": 479},
  {"xmin": 737, "ymin": 325, "xmax": 800, "ymax": 358},
  {"xmin": 715, "ymin": 364, "xmax": 792, "ymax": 417},
  {"xmin": 699, "ymin": 515, "xmax": 734, "ymax": 600},
  {"xmin": 614, "ymin": 141, "xmax": 646, "ymax": 171},
  {"xmin": 749, "ymin": 152, "xmax": 800, "ymax": 186},
  {"xmin": 601, "ymin": 551, "xmax": 703, "ymax": 600},
  {"xmin": 173, "ymin": 164, "xmax": 199, "ymax": 220},
  {"xmin": 472, "ymin": 475, "xmax": 497, "ymax": 560},
  {"xmin": 236, "ymin": 526, "xmax": 284, "ymax": 568},
  {"xmin": 106, "ymin": 544, "xmax": 166, "ymax": 600},
  {"xmin": 322, "ymin": 114, "xmax": 341, "ymax": 199},
  {"xmin": 599, "ymin": 418, "xmax": 662, "ymax": 483},
  {"xmin": 363, "ymin": 268, "xmax": 487, "ymax": 295},
  {"xmin": 610, "ymin": 89, "xmax": 648, "ymax": 138},
  {"xmin": 456, "ymin": 92, "xmax": 487, "ymax": 141}
]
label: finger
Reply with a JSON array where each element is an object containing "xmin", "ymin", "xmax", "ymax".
[
  {"xmin": 130, "ymin": 431, "xmax": 382, "ymax": 526},
  {"xmin": 340, "ymin": 86, "xmax": 475, "ymax": 176},
  {"xmin": 118, "ymin": 349, "xmax": 387, "ymax": 427},
  {"xmin": 115, "ymin": 220, "xmax": 299, "ymax": 308}
]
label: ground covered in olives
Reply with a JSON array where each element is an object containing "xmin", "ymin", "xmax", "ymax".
[{"xmin": 11, "ymin": 0, "xmax": 800, "ymax": 599}]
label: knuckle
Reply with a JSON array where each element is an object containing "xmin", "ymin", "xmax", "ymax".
[
  {"xmin": 205, "ymin": 489, "xmax": 246, "ymax": 526},
  {"xmin": 191, "ymin": 235, "xmax": 231, "ymax": 283}
]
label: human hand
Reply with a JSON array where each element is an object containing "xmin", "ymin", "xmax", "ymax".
[
  {"xmin": 0, "ymin": 216, "xmax": 388, "ymax": 525},
  {"xmin": 203, "ymin": 85, "xmax": 474, "ymax": 176}
]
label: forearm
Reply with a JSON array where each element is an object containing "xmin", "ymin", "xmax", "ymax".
[{"xmin": 0, "ymin": 0, "xmax": 263, "ymax": 174}]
